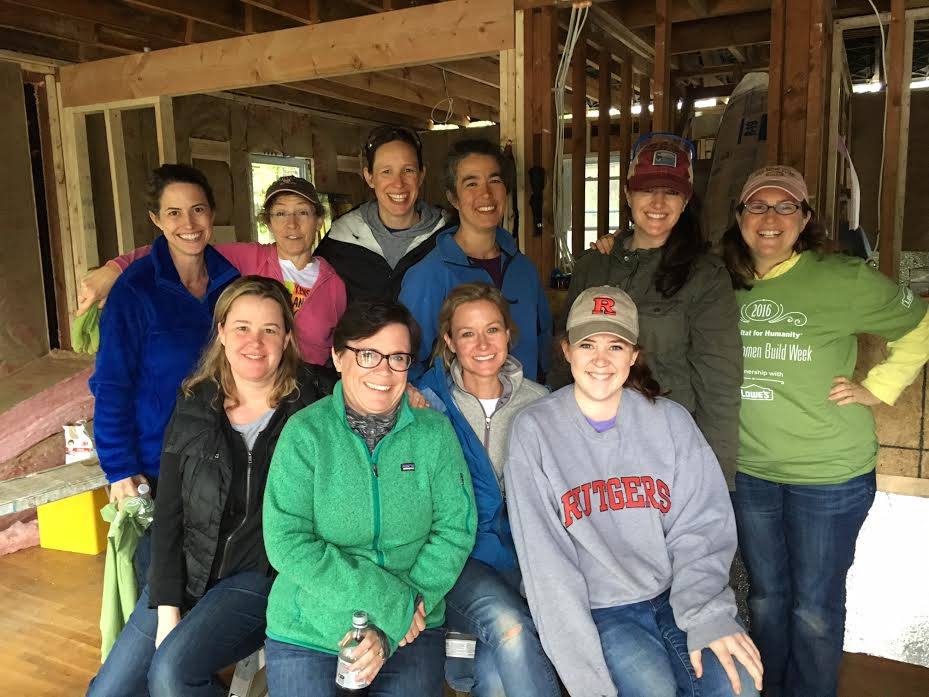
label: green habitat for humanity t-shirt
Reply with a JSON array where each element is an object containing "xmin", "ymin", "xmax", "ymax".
[{"xmin": 736, "ymin": 252, "xmax": 926, "ymax": 485}]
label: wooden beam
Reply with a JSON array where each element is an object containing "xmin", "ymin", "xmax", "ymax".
[
  {"xmin": 434, "ymin": 58, "xmax": 501, "ymax": 88},
  {"xmin": 687, "ymin": 0, "xmax": 709, "ymax": 16},
  {"xmin": 122, "ymin": 0, "xmax": 293, "ymax": 34},
  {"xmin": 766, "ymin": 0, "xmax": 785, "ymax": 164},
  {"xmin": 499, "ymin": 11, "xmax": 525, "ymax": 244},
  {"xmin": 0, "ymin": 27, "xmax": 122, "ymax": 63},
  {"xmin": 288, "ymin": 79, "xmax": 438, "ymax": 121},
  {"xmin": 597, "ymin": 46, "xmax": 611, "ymax": 239},
  {"xmin": 641, "ymin": 11, "xmax": 771, "ymax": 54},
  {"xmin": 653, "ymin": 0, "xmax": 672, "ymax": 132},
  {"xmin": 59, "ymin": 0, "xmax": 515, "ymax": 108},
  {"xmin": 674, "ymin": 62, "xmax": 768, "ymax": 78},
  {"xmin": 588, "ymin": 5, "xmax": 655, "ymax": 63},
  {"xmin": 154, "ymin": 97, "xmax": 177, "ymax": 164},
  {"xmin": 619, "ymin": 52, "xmax": 633, "ymax": 232},
  {"xmin": 240, "ymin": 0, "xmax": 321, "ymax": 23},
  {"xmin": 878, "ymin": 0, "xmax": 910, "ymax": 279},
  {"xmin": 616, "ymin": 0, "xmax": 771, "ymax": 29},
  {"xmin": 383, "ymin": 65, "xmax": 501, "ymax": 108},
  {"xmin": 60, "ymin": 108, "xmax": 97, "ymax": 274},
  {"xmin": 639, "ymin": 73, "xmax": 651, "ymax": 133},
  {"xmin": 571, "ymin": 23, "xmax": 588, "ymax": 256},
  {"xmin": 803, "ymin": 0, "xmax": 827, "ymax": 203},
  {"xmin": 103, "ymin": 109, "xmax": 134, "ymax": 253}
]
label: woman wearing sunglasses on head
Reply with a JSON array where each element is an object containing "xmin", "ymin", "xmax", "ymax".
[{"xmin": 721, "ymin": 165, "xmax": 929, "ymax": 697}]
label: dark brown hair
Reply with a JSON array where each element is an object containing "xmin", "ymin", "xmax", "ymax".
[
  {"xmin": 146, "ymin": 163, "xmax": 216, "ymax": 215},
  {"xmin": 558, "ymin": 333, "xmax": 663, "ymax": 402},
  {"xmin": 362, "ymin": 125, "xmax": 423, "ymax": 172},
  {"xmin": 721, "ymin": 206, "xmax": 828, "ymax": 290},
  {"xmin": 443, "ymin": 138, "xmax": 510, "ymax": 198},
  {"xmin": 333, "ymin": 301, "xmax": 421, "ymax": 357}
]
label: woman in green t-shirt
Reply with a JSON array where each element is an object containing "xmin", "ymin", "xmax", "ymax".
[{"xmin": 720, "ymin": 164, "xmax": 929, "ymax": 697}]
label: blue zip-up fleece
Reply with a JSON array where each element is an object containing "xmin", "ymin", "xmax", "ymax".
[
  {"xmin": 90, "ymin": 235, "xmax": 239, "ymax": 484},
  {"xmin": 399, "ymin": 227, "xmax": 553, "ymax": 382},
  {"xmin": 417, "ymin": 359, "xmax": 513, "ymax": 571}
]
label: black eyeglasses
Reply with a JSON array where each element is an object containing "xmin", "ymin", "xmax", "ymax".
[
  {"xmin": 343, "ymin": 346, "xmax": 414, "ymax": 372},
  {"xmin": 740, "ymin": 201, "xmax": 805, "ymax": 216}
]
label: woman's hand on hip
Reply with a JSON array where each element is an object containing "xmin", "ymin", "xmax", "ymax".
[
  {"xmin": 155, "ymin": 606, "xmax": 181, "ymax": 649},
  {"xmin": 828, "ymin": 376, "xmax": 882, "ymax": 407},
  {"xmin": 340, "ymin": 626, "xmax": 388, "ymax": 685},
  {"xmin": 76, "ymin": 263, "xmax": 121, "ymax": 316},
  {"xmin": 690, "ymin": 632, "xmax": 762, "ymax": 695}
]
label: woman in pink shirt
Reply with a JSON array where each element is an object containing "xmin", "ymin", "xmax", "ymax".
[{"xmin": 77, "ymin": 176, "xmax": 346, "ymax": 366}]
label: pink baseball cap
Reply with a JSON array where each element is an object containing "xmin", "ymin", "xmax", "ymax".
[
  {"xmin": 627, "ymin": 135, "xmax": 694, "ymax": 198},
  {"xmin": 739, "ymin": 165, "xmax": 810, "ymax": 205}
]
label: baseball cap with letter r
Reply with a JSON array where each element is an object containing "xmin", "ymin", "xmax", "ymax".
[{"xmin": 566, "ymin": 286, "xmax": 639, "ymax": 345}]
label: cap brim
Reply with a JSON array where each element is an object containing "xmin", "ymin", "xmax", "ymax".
[
  {"xmin": 263, "ymin": 188, "xmax": 320, "ymax": 206},
  {"xmin": 568, "ymin": 321, "xmax": 637, "ymax": 346},
  {"xmin": 627, "ymin": 175, "xmax": 693, "ymax": 198}
]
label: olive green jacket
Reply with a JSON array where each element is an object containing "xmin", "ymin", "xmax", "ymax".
[{"xmin": 557, "ymin": 243, "xmax": 742, "ymax": 487}]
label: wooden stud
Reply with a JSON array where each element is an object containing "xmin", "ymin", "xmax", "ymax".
[
  {"xmin": 824, "ymin": 26, "xmax": 847, "ymax": 235},
  {"xmin": 104, "ymin": 109, "xmax": 134, "ymax": 254},
  {"xmin": 154, "ymin": 96, "xmax": 177, "ymax": 164},
  {"xmin": 639, "ymin": 73, "xmax": 651, "ymax": 134},
  {"xmin": 766, "ymin": 0, "xmax": 785, "ymax": 164},
  {"xmin": 499, "ymin": 14, "xmax": 526, "ymax": 245},
  {"xmin": 619, "ymin": 51, "xmax": 633, "ymax": 233},
  {"xmin": 571, "ymin": 23, "xmax": 588, "ymax": 257},
  {"xmin": 60, "ymin": 106, "xmax": 98, "ymax": 275},
  {"xmin": 597, "ymin": 46, "xmax": 611, "ymax": 239},
  {"xmin": 59, "ymin": 0, "xmax": 515, "ymax": 109},
  {"xmin": 878, "ymin": 1, "xmax": 911, "ymax": 280},
  {"xmin": 652, "ymin": 0, "xmax": 671, "ymax": 132}
]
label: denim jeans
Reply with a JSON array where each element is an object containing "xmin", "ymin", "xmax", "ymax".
[
  {"xmin": 592, "ymin": 590, "xmax": 760, "ymax": 697},
  {"xmin": 732, "ymin": 470, "xmax": 876, "ymax": 697},
  {"xmin": 86, "ymin": 571, "xmax": 273, "ymax": 697},
  {"xmin": 443, "ymin": 558, "xmax": 560, "ymax": 697},
  {"xmin": 265, "ymin": 628, "xmax": 445, "ymax": 697}
]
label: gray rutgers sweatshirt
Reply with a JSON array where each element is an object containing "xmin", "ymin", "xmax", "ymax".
[{"xmin": 504, "ymin": 385, "xmax": 741, "ymax": 697}]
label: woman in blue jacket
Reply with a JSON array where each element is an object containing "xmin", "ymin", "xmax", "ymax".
[
  {"xmin": 89, "ymin": 164, "xmax": 239, "ymax": 576},
  {"xmin": 417, "ymin": 282, "xmax": 559, "ymax": 697},
  {"xmin": 399, "ymin": 139, "xmax": 552, "ymax": 382}
]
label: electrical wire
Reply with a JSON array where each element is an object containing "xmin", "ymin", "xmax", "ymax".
[{"xmin": 553, "ymin": 3, "xmax": 589, "ymax": 272}]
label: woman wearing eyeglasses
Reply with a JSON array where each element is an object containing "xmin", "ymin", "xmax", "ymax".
[
  {"xmin": 314, "ymin": 125, "xmax": 448, "ymax": 303},
  {"xmin": 721, "ymin": 165, "xmax": 929, "ymax": 697},
  {"xmin": 562, "ymin": 132, "xmax": 742, "ymax": 488},
  {"xmin": 262, "ymin": 300, "xmax": 476, "ymax": 697},
  {"xmin": 75, "ymin": 176, "xmax": 346, "ymax": 366}
]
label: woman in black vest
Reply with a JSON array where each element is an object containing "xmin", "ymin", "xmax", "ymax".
[{"xmin": 87, "ymin": 276, "xmax": 333, "ymax": 697}]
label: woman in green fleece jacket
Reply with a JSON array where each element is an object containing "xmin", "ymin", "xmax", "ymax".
[{"xmin": 262, "ymin": 300, "xmax": 477, "ymax": 697}]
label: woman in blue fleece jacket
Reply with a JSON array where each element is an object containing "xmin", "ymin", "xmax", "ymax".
[
  {"xmin": 416, "ymin": 283, "xmax": 558, "ymax": 697},
  {"xmin": 90, "ymin": 164, "xmax": 238, "ymax": 509},
  {"xmin": 399, "ymin": 139, "xmax": 552, "ymax": 382}
]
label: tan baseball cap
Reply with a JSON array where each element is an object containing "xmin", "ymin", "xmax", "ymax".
[
  {"xmin": 566, "ymin": 286, "xmax": 639, "ymax": 345},
  {"xmin": 739, "ymin": 165, "xmax": 810, "ymax": 205}
]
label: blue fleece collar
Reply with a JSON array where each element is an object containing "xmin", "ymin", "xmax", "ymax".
[
  {"xmin": 151, "ymin": 235, "xmax": 239, "ymax": 297},
  {"xmin": 435, "ymin": 226, "xmax": 517, "ymax": 265}
]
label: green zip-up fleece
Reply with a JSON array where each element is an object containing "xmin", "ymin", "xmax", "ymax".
[
  {"xmin": 559, "ymin": 242, "xmax": 742, "ymax": 486},
  {"xmin": 263, "ymin": 381, "xmax": 476, "ymax": 656}
]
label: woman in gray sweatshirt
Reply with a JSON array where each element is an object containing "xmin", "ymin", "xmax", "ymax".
[
  {"xmin": 505, "ymin": 286, "xmax": 763, "ymax": 697},
  {"xmin": 416, "ymin": 282, "xmax": 559, "ymax": 697}
]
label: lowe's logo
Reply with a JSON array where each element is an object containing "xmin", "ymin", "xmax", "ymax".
[{"xmin": 741, "ymin": 384, "xmax": 774, "ymax": 401}]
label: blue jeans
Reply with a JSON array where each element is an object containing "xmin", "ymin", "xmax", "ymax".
[
  {"xmin": 592, "ymin": 590, "xmax": 760, "ymax": 697},
  {"xmin": 443, "ymin": 558, "xmax": 560, "ymax": 697},
  {"xmin": 265, "ymin": 628, "xmax": 445, "ymax": 697},
  {"xmin": 732, "ymin": 470, "xmax": 876, "ymax": 697},
  {"xmin": 86, "ymin": 571, "xmax": 273, "ymax": 697}
]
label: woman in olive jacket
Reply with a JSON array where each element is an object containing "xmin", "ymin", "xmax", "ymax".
[
  {"xmin": 87, "ymin": 276, "xmax": 334, "ymax": 697},
  {"xmin": 562, "ymin": 133, "xmax": 742, "ymax": 486}
]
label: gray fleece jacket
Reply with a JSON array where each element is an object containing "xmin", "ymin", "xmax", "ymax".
[
  {"xmin": 504, "ymin": 385, "xmax": 741, "ymax": 697},
  {"xmin": 448, "ymin": 356, "xmax": 548, "ymax": 492}
]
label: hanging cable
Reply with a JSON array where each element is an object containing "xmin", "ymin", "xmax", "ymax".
[{"xmin": 552, "ymin": 2, "xmax": 590, "ymax": 272}]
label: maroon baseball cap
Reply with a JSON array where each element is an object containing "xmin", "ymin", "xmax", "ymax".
[{"xmin": 627, "ymin": 135, "xmax": 694, "ymax": 198}]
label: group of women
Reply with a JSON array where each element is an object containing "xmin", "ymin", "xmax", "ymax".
[{"xmin": 77, "ymin": 123, "xmax": 929, "ymax": 697}]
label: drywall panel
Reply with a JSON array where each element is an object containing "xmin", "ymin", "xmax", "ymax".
[{"xmin": 0, "ymin": 61, "xmax": 48, "ymax": 376}]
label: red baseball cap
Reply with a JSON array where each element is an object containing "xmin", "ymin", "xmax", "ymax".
[{"xmin": 627, "ymin": 134, "xmax": 694, "ymax": 198}]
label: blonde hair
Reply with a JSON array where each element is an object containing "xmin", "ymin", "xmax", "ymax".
[
  {"xmin": 182, "ymin": 276, "xmax": 302, "ymax": 409},
  {"xmin": 432, "ymin": 282, "xmax": 517, "ymax": 367}
]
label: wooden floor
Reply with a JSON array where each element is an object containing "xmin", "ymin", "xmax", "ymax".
[{"xmin": 1, "ymin": 546, "xmax": 928, "ymax": 697}]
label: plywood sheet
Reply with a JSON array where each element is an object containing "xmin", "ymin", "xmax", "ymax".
[{"xmin": 0, "ymin": 61, "xmax": 48, "ymax": 376}]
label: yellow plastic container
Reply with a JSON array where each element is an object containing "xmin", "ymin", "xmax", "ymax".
[{"xmin": 37, "ymin": 487, "xmax": 109, "ymax": 555}]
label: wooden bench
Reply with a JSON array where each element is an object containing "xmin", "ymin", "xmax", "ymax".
[{"xmin": 0, "ymin": 459, "xmax": 107, "ymax": 517}]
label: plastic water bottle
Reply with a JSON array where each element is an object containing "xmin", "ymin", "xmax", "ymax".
[
  {"xmin": 335, "ymin": 610, "xmax": 370, "ymax": 695},
  {"xmin": 124, "ymin": 483, "xmax": 154, "ymax": 527}
]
